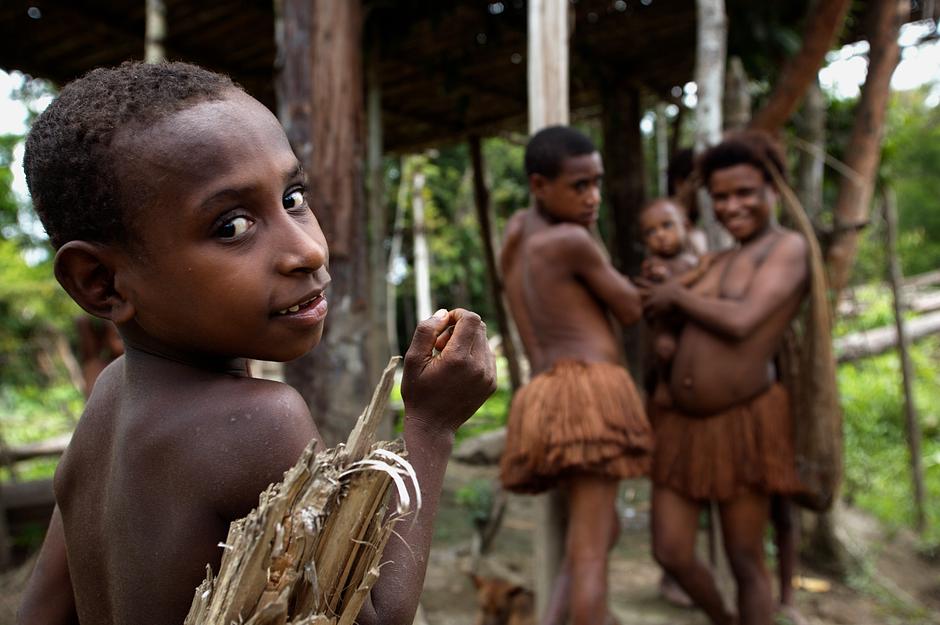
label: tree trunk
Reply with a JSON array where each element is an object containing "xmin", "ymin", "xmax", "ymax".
[
  {"xmin": 883, "ymin": 187, "xmax": 927, "ymax": 532},
  {"xmin": 750, "ymin": 0, "xmax": 852, "ymax": 133},
  {"xmin": 528, "ymin": 0, "xmax": 569, "ymax": 617},
  {"xmin": 722, "ymin": 56, "xmax": 750, "ymax": 132},
  {"xmin": 469, "ymin": 136, "xmax": 523, "ymax": 393},
  {"xmin": 795, "ymin": 79, "xmax": 827, "ymax": 222},
  {"xmin": 835, "ymin": 310, "xmax": 940, "ymax": 362},
  {"xmin": 694, "ymin": 0, "xmax": 731, "ymax": 251},
  {"xmin": 144, "ymin": 0, "xmax": 166, "ymax": 63},
  {"xmin": 826, "ymin": 0, "xmax": 910, "ymax": 296},
  {"xmin": 601, "ymin": 81, "xmax": 647, "ymax": 378},
  {"xmin": 277, "ymin": 0, "xmax": 370, "ymax": 447},
  {"xmin": 655, "ymin": 103, "xmax": 669, "ymax": 196}
]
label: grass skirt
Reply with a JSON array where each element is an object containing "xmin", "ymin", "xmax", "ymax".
[
  {"xmin": 651, "ymin": 383, "xmax": 804, "ymax": 502},
  {"xmin": 499, "ymin": 360, "xmax": 652, "ymax": 494}
]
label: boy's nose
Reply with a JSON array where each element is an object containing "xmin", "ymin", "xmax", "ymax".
[
  {"xmin": 587, "ymin": 185, "xmax": 601, "ymax": 207},
  {"xmin": 277, "ymin": 218, "xmax": 328, "ymax": 275}
]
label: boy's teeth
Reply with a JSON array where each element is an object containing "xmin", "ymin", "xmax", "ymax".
[{"xmin": 288, "ymin": 305, "xmax": 300, "ymax": 312}]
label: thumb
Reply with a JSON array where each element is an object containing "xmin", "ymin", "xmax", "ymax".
[{"xmin": 404, "ymin": 309, "xmax": 450, "ymax": 367}]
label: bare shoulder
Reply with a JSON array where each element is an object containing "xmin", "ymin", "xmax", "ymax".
[
  {"xmin": 530, "ymin": 222, "xmax": 596, "ymax": 258},
  {"xmin": 500, "ymin": 210, "xmax": 527, "ymax": 270},
  {"xmin": 187, "ymin": 377, "xmax": 321, "ymax": 518}
]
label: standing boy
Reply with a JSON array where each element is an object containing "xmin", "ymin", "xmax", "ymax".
[
  {"xmin": 17, "ymin": 61, "xmax": 496, "ymax": 625},
  {"xmin": 498, "ymin": 126, "xmax": 653, "ymax": 625}
]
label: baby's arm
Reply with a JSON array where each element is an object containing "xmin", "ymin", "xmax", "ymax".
[
  {"xmin": 358, "ymin": 308, "xmax": 496, "ymax": 625},
  {"xmin": 17, "ymin": 506, "xmax": 79, "ymax": 625}
]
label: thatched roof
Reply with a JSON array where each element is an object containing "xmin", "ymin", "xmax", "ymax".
[{"xmin": 1, "ymin": 1, "xmax": 927, "ymax": 152}]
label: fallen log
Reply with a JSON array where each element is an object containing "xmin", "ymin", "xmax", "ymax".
[
  {"xmin": 1, "ymin": 433, "xmax": 71, "ymax": 465},
  {"xmin": 185, "ymin": 357, "xmax": 412, "ymax": 625},
  {"xmin": 835, "ymin": 311, "xmax": 940, "ymax": 363}
]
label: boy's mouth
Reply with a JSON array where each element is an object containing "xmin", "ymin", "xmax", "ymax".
[{"xmin": 276, "ymin": 294, "xmax": 321, "ymax": 316}]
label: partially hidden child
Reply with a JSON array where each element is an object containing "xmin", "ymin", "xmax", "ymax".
[
  {"xmin": 498, "ymin": 126, "xmax": 653, "ymax": 625},
  {"xmin": 17, "ymin": 61, "xmax": 497, "ymax": 625}
]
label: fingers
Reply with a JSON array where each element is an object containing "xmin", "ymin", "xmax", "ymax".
[
  {"xmin": 404, "ymin": 308, "xmax": 451, "ymax": 370},
  {"xmin": 437, "ymin": 308, "xmax": 487, "ymax": 358}
]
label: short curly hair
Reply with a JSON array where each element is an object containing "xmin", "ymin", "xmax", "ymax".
[
  {"xmin": 24, "ymin": 61, "xmax": 238, "ymax": 249},
  {"xmin": 698, "ymin": 130, "xmax": 788, "ymax": 190},
  {"xmin": 524, "ymin": 125, "xmax": 597, "ymax": 179}
]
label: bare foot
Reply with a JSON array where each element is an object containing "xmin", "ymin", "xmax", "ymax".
[
  {"xmin": 658, "ymin": 572, "xmax": 694, "ymax": 608},
  {"xmin": 775, "ymin": 603, "xmax": 808, "ymax": 625}
]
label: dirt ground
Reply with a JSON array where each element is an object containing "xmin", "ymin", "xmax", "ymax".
[
  {"xmin": 2, "ymin": 459, "xmax": 939, "ymax": 625},
  {"xmin": 419, "ymin": 461, "xmax": 940, "ymax": 625}
]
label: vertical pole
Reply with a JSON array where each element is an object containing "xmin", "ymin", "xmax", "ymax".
[
  {"xmin": 366, "ymin": 50, "xmax": 390, "ymax": 439},
  {"xmin": 412, "ymin": 167, "xmax": 432, "ymax": 322},
  {"xmin": 144, "ymin": 0, "xmax": 166, "ymax": 63},
  {"xmin": 469, "ymin": 136, "xmax": 523, "ymax": 393},
  {"xmin": 278, "ymin": 0, "xmax": 370, "ymax": 446},
  {"xmin": 884, "ymin": 187, "xmax": 927, "ymax": 532},
  {"xmin": 528, "ymin": 0, "xmax": 569, "ymax": 618},
  {"xmin": 693, "ymin": 0, "xmax": 730, "ymax": 251},
  {"xmin": 655, "ymin": 103, "xmax": 669, "ymax": 197}
]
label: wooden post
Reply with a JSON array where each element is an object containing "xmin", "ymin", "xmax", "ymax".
[
  {"xmin": 144, "ymin": 0, "xmax": 166, "ymax": 63},
  {"xmin": 655, "ymin": 103, "xmax": 669, "ymax": 196},
  {"xmin": 693, "ymin": 0, "xmax": 731, "ymax": 251},
  {"xmin": 277, "ymin": 0, "xmax": 370, "ymax": 446},
  {"xmin": 722, "ymin": 56, "xmax": 750, "ymax": 132},
  {"xmin": 795, "ymin": 80, "xmax": 826, "ymax": 222},
  {"xmin": 386, "ymin": 158, "xmax": 410, "ymax": 357},
  {"xmin": 528, "ymin": 0, "xmax": 569, "ymax": 617},
  {"xmin": 884, "ymin": 186, "xmax": 927, "ymax": 532},
  {"xmin": 366, "ymin": 50, "xmax": 390, "ymax": 439},
  {"xmin": 469, "ymin": 136, "xmax": 523, "ymax": 393},
  {"xmin": 601, "ymin": 81, "xmax": 647, "ymax": 377},
  {"xmin": 411, "ymin": 165, "xmax": 432, "ymax": 322}
]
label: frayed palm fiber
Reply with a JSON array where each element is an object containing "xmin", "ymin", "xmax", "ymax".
[
  {"xmin": 765, "ymin": 162, "xmax": 843, "ymax": 512},
  {"xmin": 185, "ymin": 358, "xmax": 410, "ymax": 625},
  {"xmin": 651, "ymin": 384, "xmax": 803, "ymax": 502},
  {"xmin": 499, "ymin": 360, "xmax": 652, "ymax": 494}
]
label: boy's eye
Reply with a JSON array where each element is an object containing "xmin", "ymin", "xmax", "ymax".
[
  {"xmin": 284, "ymin": 189, "xmax": 306, "ymax": 209},
  {"xmin": 216, "ymin": 216, "xmax": 252, "ymax": 239}
]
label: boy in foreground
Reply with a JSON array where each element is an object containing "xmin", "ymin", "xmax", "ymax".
[
  {"xmin": 498, "ymin": 126, "xmax": 653, "ymax": 625},
  {"xmin": 17, "ymin": 61, "xmax": 496, "ymax": 625}
]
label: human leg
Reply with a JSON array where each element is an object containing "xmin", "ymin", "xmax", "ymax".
[
  {"xmin": 562, "ymin": 475, "xmax": 619, "ymax": 625},
  {"xmin": 651, "ymin": 486, "xmax": 733, "ymax": 625},
  {"xmin": 718, "ymin": 490, "xmax": 773, "ymax": 625},
  {"xmin": 770, "ymin": 495, "xmax": 797, "ymax": 605}
]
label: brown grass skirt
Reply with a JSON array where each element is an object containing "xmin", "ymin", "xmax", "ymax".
[
  {"xmin": 651, "ymin": 383, "xmax": 804, "ymax": 502},
  {"xmin": 499, "ymin": 360, "xmax": 653, "ymax": 494}
]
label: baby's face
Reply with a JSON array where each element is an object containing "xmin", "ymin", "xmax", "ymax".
[
  {"xmin": 112, "ymin": 91, "xmax": 331, "ymax": 363},
  {"xmin": 641, "ymin": 201, "xmax": 686, "ymax": 257}
]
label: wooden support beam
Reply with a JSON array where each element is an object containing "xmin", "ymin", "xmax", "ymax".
[
  {"xmin": 469, "ymin": 136, "xmax": 523, "ymax": 394},
  {"xmin": 527, "ymin": 0, "xmax": 569, "ymax": 618},
  {"xmin": 278, "ymin": 0, "xmax": 371, "ymax": 446}
]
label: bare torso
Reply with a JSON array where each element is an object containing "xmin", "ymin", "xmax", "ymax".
[
  {"xmin": 501, "ymin": 209, "xmax": 634, "ymax": 375},
  {"xmin": 54, "ymin": 352, "xmax": 317, "ymax": 625},
  {"xmin": 669, "ymin": 229, "xmax": 806, "ymax": 414}
]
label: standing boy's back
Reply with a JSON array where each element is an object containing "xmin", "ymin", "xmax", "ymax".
[
  {"xmin": 18, "ymin": 61, "xmax": 496, "ymax": 625},
  {"xmin": 498, "ymin": 126, "xmax": 652, "ymax": 625}
]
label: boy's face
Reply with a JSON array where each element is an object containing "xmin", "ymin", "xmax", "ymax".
[
  {"xmin": 707, "ymin": 163, "xmax": 777, "ymax": 242},
  {"xmin": 531, "ymin": 151, "xmax": 603, "ymax": 227},
  {"xmin": 112, "ymin": 91, "xmax": 330, "ymax": 363},
  {"xmin": 640, "ymin": 200, "xmax": 687, "ymax": 257}
]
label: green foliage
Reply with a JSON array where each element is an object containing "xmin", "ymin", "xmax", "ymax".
[
  {"xmin": 455, "ymin": 478, "xmax": 496, "ymax": 527},
  {"xmin": 838, "ymin": 293, "xmax": 940, "ymax": 546}
]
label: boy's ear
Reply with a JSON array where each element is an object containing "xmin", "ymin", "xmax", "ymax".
[
  {"xmin": 529, "ymin": 173, "xmax": 548, "ymax": 199},
  {"xmin": 54, "ymin": 241, "xmax": 135, "ymax": 324}
]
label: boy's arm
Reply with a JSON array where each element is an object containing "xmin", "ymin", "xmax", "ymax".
[
  {"xmin": 643, "ymin": 233, "xmax": 807, "ymax": 339},
  {"xmin": 17, "ymin": 505, "xmax": 79, "ymax": 625},
  {"xmin": 563, "ymin": 227, "xmax": 642, "ymax": 326},
  {"xmin": 357, "ymin": 308, "xmax": 496, "ymax": 625}
]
